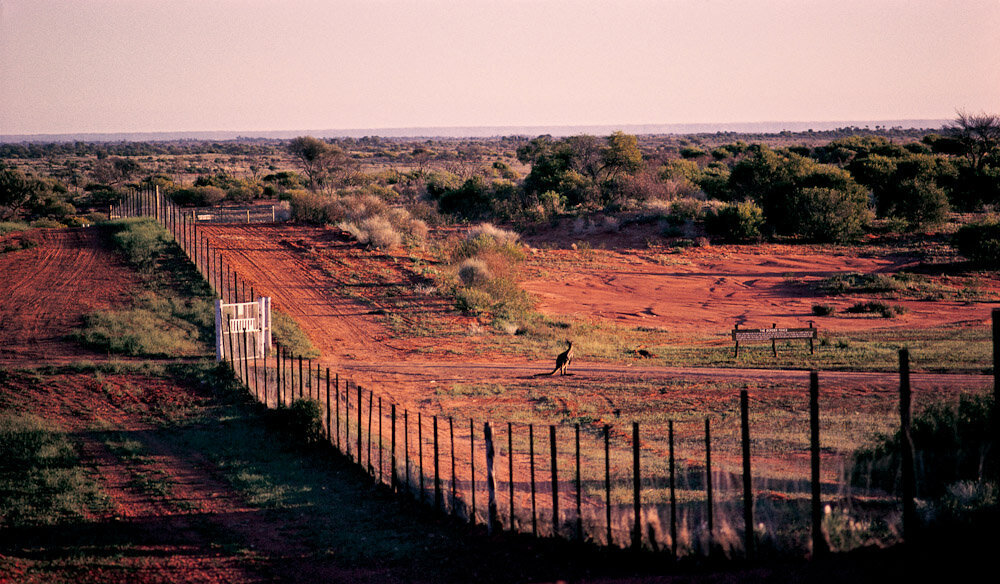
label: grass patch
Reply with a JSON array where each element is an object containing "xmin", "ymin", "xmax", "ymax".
[
  {"xmin": 271, "ymin": 310, "xmax": 320, "ymax": 358},
  {"xmin": 0, "ymin": 221, "xmax": 30, "ymax": 236},
  {"xmin": 0, "ymin": 413, "xmax": 107, "ymax": 527},
  {"xmin": 74, "ymin": 292, "xmax": 212, "ymax": 357}
]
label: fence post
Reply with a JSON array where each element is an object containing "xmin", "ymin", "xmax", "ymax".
[
  {"xmin": 529, "ymin": 423, "xmax": 537, "ymax": 537},
  {"xmin": 449, "ymin": 418, "xmax": 457, "ymax": 514},
  {"xmin": 632, "ymin": 422, "xmax": 641, "ymax": 552},
  {"xmin": 367, "ymin": 390, "xmax": 373, "ymax": 474},
  {"xmin": 993, "ymin": 309, "xmax": 999, "ymax": 475},
  {"xmin": 404, "ymin": 410, "xmax": 410, "ymax": 491},
  {"xmin": 899, "ymin": 348, "xmax": 917, "ymax": 541},
  {"xmin": 418, "ymin": 412, "xmax": 424, "ymax": 501},
  {"xmin": 433, "ymin": 416, "xmax": 441, "ymax": 510},
  {"xmin": 299, "ymin": 356, "xmax": 304, "ymax": 399},
  {"xmin": 326, "ymin": 369, "xmax": 332, "ymax": 442},
  {"xmin": 740, "ymin": 389, "xmax": 754, "ymax": 560},
  {"xmin": 508, "ymin": 422, "xmax": 515, "ymax": 532},
  {"xmin": 357, "ymin": 385, "xmax": 363, "ymax": 467},
  {"xmin": 470, "ymin": 418, "xmax": 476, "ymax": 524},
  {"xmin": 345, "ymin": 381, "xmax": 351, "ymax": 460},
  {"xmin": 669, "ymin": 420, "xmax": 677, "ymax": 558},
  {"xmin": 605, "ymin": 424, "xmax": 612, "ymax": 547},
  {"xmin": 771, "ymin": 322, "xmax": 777, "ymax": 357},
  {"xmin": 810, "ymin": 370, "xmax": 829, "ymax": 557},
  {"xmin": 550, "ymin": 425, "xmax": 559, "ymax": 538},
  {"xmin": 391, "ymin": 404, "xmax": 398, "ymax": 490},
  {"xmin": 378, "ymin": 397, "xmax": 383, "ymax": 484},
  {"xmin": 335, "ymin": 374, "xmax": 340, "ymax": 449},
  {"xmin": 484, "ymin": 422, "xmax": 498, "ymax": 535},
  {"xmin": 705, "ymin": 417, "xmax": 714, "ymax": 554},
  {"xmin": 226, "ymin": 316, "xmax": 236, "ymax": 376},
  {"xmin": 575, "ymin": 423, "xmax": 582, "ymax": 542}
]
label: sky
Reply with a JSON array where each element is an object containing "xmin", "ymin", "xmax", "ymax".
[{"xmin": 1, "ymin": 0, "xmax": 998, "ymax": 135}]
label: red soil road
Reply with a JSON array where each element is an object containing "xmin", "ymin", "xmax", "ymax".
[
  {"xmin": 199, "ymin": 223, "xmax": 403, "ymax": 365},
  {"xmin": 0, "ymin": 227, "xmax": 136, "ymax": 364}
]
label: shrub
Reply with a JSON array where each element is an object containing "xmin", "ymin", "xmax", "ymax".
[
  {"xmin": 843, "ymin": 301, "xmax": 906, "ymax": 318},
  {"xmin": 704, "ymin": 200, "xmax": 765, "ymax": 242},
  {"xmin": 851, "ymin": 393, "xmax": 995, "ymax": 498},
  {"xmin": 458, "ymin": 258, "xmax": 491, "ymax": 286},
  {"xmin": 268, "ymin": 399, "xmax": 324, "ymax": 445},
  {"xmin": 789, "ymin": 186, "xmax": 871, "ymax": 242},
  {"xmin": 812, "ymin": 304, "xmax": 836, "ymax": 316},
  {"xmin": 105, "ymin": 217, "xmax": 170, "ymax": 272},
  {"xmin": 270, "ymin": 310, "xmax": 319, "ymax": 358},
  {"xmin": 954, "ymin": 218, "xmax": 1000, "ymax": 268},
  {"xmin": 170, "ymin": 186, "xmax": 226, "ymax": 207}
]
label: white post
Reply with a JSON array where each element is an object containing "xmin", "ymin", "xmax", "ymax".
[
  {"xmin": 247, "ymin": 209, "xmax": 250, "ymax": 224},
  {"xmin": 271, "ymin": 205, "xmax": 275, "ymax": 222},
  {"xmin": 214, "ymin": 299, "xmax": 224, "ymax": 361},
  {"xmin": 262, "ymin": 297, "xmax": 272, "ymax": 353}
]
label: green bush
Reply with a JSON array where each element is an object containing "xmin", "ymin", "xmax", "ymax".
[
  {"xmin": 851, "ymin": 393, "xmax": 995, "ymax": 499},
  {"xmin": 954, "ymin": 218, "xmax": 1000, "ymax": 268},
  {"xmin": 789, "ymin": 186, "xmax": 871, "ymax": 242},
  {"xmin": 268, "ymin": 399, "xmax": 324, "ymax": 445},
  {"xmin": 843, "ymin": 301, "xmax": 906, "ymax": 318},
  {"xmin": 812, "ymin": 304, "xmax": 836, "ymax": 316},
  {"xmin": 704, "ymin": 200, "xmax": 765, "ymax": 242},
  {"xmin": 105, "ymin": 217, "xmax": 170, "ymax": 272}
]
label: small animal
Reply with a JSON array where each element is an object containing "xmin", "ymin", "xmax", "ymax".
[{"xmin": 549, "ymin": 340, "xmax": 574, "ymax": 375}]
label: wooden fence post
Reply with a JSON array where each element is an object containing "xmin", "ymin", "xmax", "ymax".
[
  {"xmin": 810, "ymin": 370, "xmax": 829, "ymax": 557},
  {"xmin": 632, "ymin": 422, "xmax": 641, "ymax": 551},
  {"xmin": 740, "ymin": 389, "xmax": 754, "ymax": 560},
  {"xmin": 299, "ymin": 356, "xmax": 304, "ymax": 399},
  {"xmin": 326, "ymin": 369, "xmax": 332, "ymax": 442},
  {"xmin": 605, "ymin": 424, "xmax": 612, "ymax": 547},
  {"xmin": 899, "ymin": 348, "xmax": 917, "ymax": 540},
  {"xmin": 484, "ymin": 422, "xmax": 498, "ymax": 535},
  {"xmin": 550, "ymin": 425, "xmax": 559, "ymax": 538},
  {"xmin": 529, "ymin": 423, "xmax": 537, "ymax": 536}
]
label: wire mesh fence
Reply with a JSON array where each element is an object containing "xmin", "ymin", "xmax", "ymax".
[{"xmin": 116, "ymin": 184, "xmax": 998, "ymax": 560}]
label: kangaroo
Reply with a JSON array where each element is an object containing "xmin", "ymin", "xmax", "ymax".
[{"xmin": 549, "ymin": 340, "xmax": 574, "ymax": 375}]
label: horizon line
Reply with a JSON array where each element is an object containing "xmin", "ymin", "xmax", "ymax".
[{"xmin": 1, "ymin": 118, "xmax": 952, "ymax": 143}]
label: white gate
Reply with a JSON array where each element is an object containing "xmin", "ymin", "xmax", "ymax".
[{"xmin": 214, "ymin": 297, "xmax": 272, "ymax": 361}]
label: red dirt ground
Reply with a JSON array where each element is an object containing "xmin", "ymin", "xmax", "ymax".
[
  {"xmin": 198, "ymin": 223, "xmax": 996, "ymax": 403},
  {"xmin": 1, "ymin": 224, "xmax": 995, "ymax": 583},
  {"xmin": 0, "ymin": 227, "xmax": 136, "ymax": 364}
]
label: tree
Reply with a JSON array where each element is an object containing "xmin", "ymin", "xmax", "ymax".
[
  {"xmin": 90, "ymin": 157, "xmax": 141, "ymax": 186},
  {"xmin": 950, "ymin": 110, "xmax": 1000, "ymax": 172},
  {"xmin": 0, "ymin": 165, "xmax": 45, "ymax": 220},
  {"xmin": 287, "ymin": 136, "xmax": 333, "ymax": 189}
]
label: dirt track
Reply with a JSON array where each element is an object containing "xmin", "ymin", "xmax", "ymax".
[{"xmin": 0, "ymin": 227, "xmax": 135, "ymax": 363}]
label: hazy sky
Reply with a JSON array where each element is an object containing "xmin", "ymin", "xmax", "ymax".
[{"xmin": 2, "ymin": 0, "xmax": 998, "ymax": 134}]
